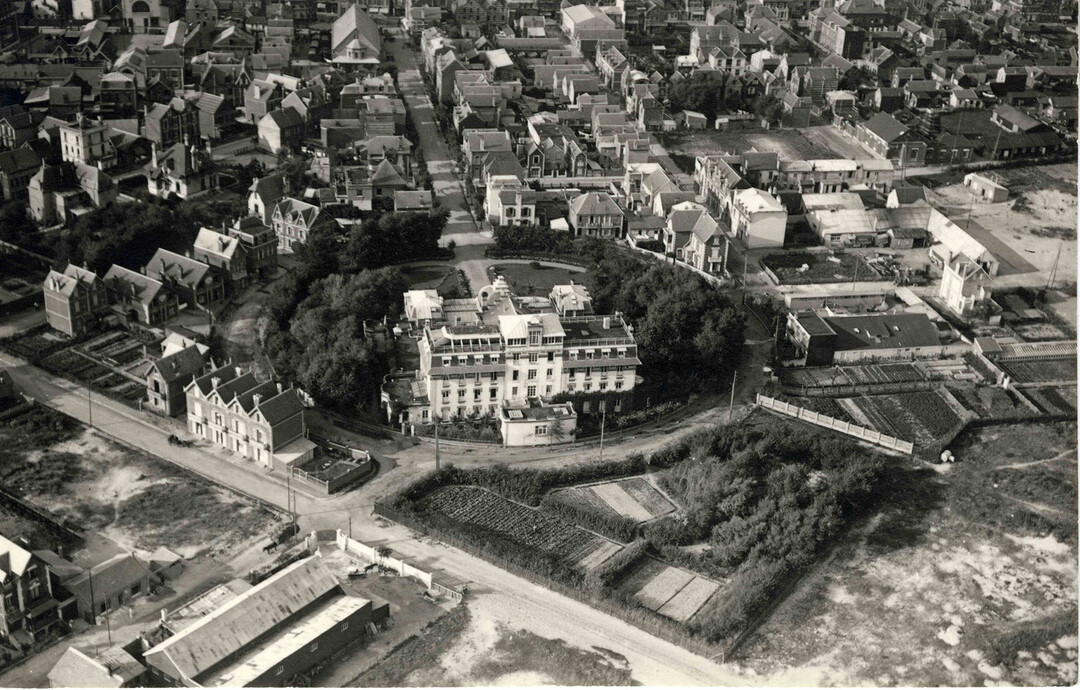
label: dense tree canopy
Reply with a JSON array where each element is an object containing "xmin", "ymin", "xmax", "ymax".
[
  {"xmin": 491, "ymin": 226, "xmax": 746, "ymax": 388},
  {"xmin": 668, "ymin": 72, "xmax": 741, "ymax": 120},
  {"xmin": 45, "ymin": 197, "xmax": 245, "ymax": 274},
  {"xmin": 265, "ymin": 269, "xmax": 408, "ymax": 413},
  {"xmin": 340, "ymin": 209, "xmax": 448, "ymax": 272},
  {"xmin": 644, "ymin": 421, "xmax": 886, "ymax": 640},
  {"xmin": 261, "ymin": 209, "xmax": 447, "ymax": 415}
]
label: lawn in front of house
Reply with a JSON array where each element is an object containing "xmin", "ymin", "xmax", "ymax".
[{"xmin": 489, "ymin": 263, "xmax": 589, "ymax": 296}]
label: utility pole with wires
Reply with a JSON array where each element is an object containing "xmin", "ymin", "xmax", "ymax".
[
  {"xmin": 598, "ymin": 406, "xmax": 606, "ymax": 464},
  {"xmin": 434, "ymin": 418, "xmax": 440, "ymax": 470},
  {"xmin": 1047, "ymin": 239, "xmax": 1063, "ymax": 290},
  {"xmin": 728, "ymin": 370, "xmax": 737, "ymax": 422}
]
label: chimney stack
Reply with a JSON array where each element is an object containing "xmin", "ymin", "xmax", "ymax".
[
  {"xmin": 276, "ymin": 382, "xmax": 283, "ymax": 394},
  {"xmin": 252, "ymin": 393, "xmax": 261, "ymax": 406},
  {"xmin": 211, "ymin": 376, "xmax": 221, "ymax": 389}
]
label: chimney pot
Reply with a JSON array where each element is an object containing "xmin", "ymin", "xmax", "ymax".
[{"xmin": 211, "ymin": 376, "xmax": 221, "ymax": 388}]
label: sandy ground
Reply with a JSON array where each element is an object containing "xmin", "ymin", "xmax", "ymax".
[
  {"xmin": 24, "ymin": 428, "xmax": 281, "ymax": 561},
  {"xmin": 925, "ymin": 163, "xmax": 1077, "ymax": 285},
  {"xmin": 740, "ymin": 423, "xmax": 1078, "ymax": 686},
  {"xmin": 402, "ymin": 591, "xmax": 653, "ymax": 686}
]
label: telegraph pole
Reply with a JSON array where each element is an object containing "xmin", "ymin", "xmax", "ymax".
[
  {"xmin": 728, "ymin": 370, "xmax": 738, "ymax": 422},
  {"xmin": 87, "ymin": 386, "xmax": 92, "ymax": 429},
  {"xmin": 434, "ymin": 418, "xmax": 440, "ymax": 470},
  {"xmin": 598, "ymin": 407, "xmax": 606, "ymax": 464},
  {"xmin": 1047, "ymin": 239, "xmax": 1062, "ymax": 290}
]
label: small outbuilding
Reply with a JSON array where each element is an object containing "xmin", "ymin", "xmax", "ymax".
[
  {"xmin": 678, "ymin": 110, "xmax": 708, "ymax": 129},
  {"xmin": 963, "ymin": 172, "xmax": 1009, "ymax": 203}
]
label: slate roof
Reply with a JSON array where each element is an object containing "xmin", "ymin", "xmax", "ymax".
[
  {"xmin": 370, "ymin": 158, "xmax": 407, "ymax": 186},
  {"xmin": 65, "ymin": 554, "xmax": 150, "ymax": 602},
  {"xmin": 248, "ymin": 172, "xmax": 285, "ymax": 202},
  {"xmin": 104, "ymin": 265, "xmax": 166, "ymax": 306},
  {"xmin": 824, "ymin": 313, "xmax": 941, "ymax": 351},
  {"xmin": 188, "ymin": 364, "xmax": 239, "ymax": 396},
  {"xmin": 255, "ymin": 387, "xmax": 304, "ymax": 424},
  {"xmin": 264, "ymin": 106, "xmax": 304, "ymax": 129},
  {"xmin": 146, "ymin": 248, "xmax": 214, "ymax": 288},
  {"xmin": 861, "ymin": 111, "xmax": 909, "ymax": 142},
  {"xmin": 150, "ymin": 344, "xmax": 206, "ymax": 384},
  {"xmin": 0, "ymin": 147, "xmax": 41, "ymax": 176},
  {"xmin": 569, "ymin": 191, "xmax": 621, "ymax": 217}
]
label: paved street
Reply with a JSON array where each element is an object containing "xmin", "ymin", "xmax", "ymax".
[{"xmin": 391, "ymin": 40, "xmax": 481, "ymax": 242}]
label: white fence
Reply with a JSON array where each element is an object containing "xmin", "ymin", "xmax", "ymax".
[
  {"xmin": 332, "ymin": 530, "xmax": 464, "ymax": 602},
  {"xmin": 756, "ymin": 394, "xmax": 914, "ymax": 455}
]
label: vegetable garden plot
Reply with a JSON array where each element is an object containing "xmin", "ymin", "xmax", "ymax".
[
  {"xmin": 591, "ymin": 482, "xmax": 654, "ymax": 523},
  {"xmin": 618, "ymin": 478, "xmax": 676, "ymax": 518},
  {"xmin": 851, "ymin": 397, "xmax": 903, "ymax": 438},
  {"xmin": 998, "ymin": 357, "xmax": 1077, "ymax": 383},
  {"xmin": 895, "ymin": 391, "xmax": 963, "ymax": 437},
  {"xmin": 634, "ymin": 566, "xmax": 695, "ymax": 611},
  {"xmin": 657, "ymin": 577, "xmax": 721, "ymax": 622},
  {"xmin": 566, "ymin": 537, "xmax": 606, "ymax": 565},
  {"xmin": 578, "ymin": 541, "xmax": 622, "ymax": 571},
  {"xmin": 550, "ymin": 486, "xmax": 623, "ymax": 521},
  {"xmin": 420, "ymin": 485, "xmax": 599, "ymax": 558}
]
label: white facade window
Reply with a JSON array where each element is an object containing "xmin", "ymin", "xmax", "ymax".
[{"xmin": 535, "ymin": 425, "xmax": 547, "ymax": 435}]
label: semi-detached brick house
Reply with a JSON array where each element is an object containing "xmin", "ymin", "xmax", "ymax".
[
  {"xmin": 43, "ymin": 264, "xmax": 107, "ymax": 337},
  {"xmin": 145, "ymin": 248, "xmax": 227, "ymax": 310},
  {"xmin": 103, "ymin": 264, "xmax": 181, "ymax": 326},
  {"xmin": 185, "ymin": 365, "xmax": 307, "ymax": 467}
]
